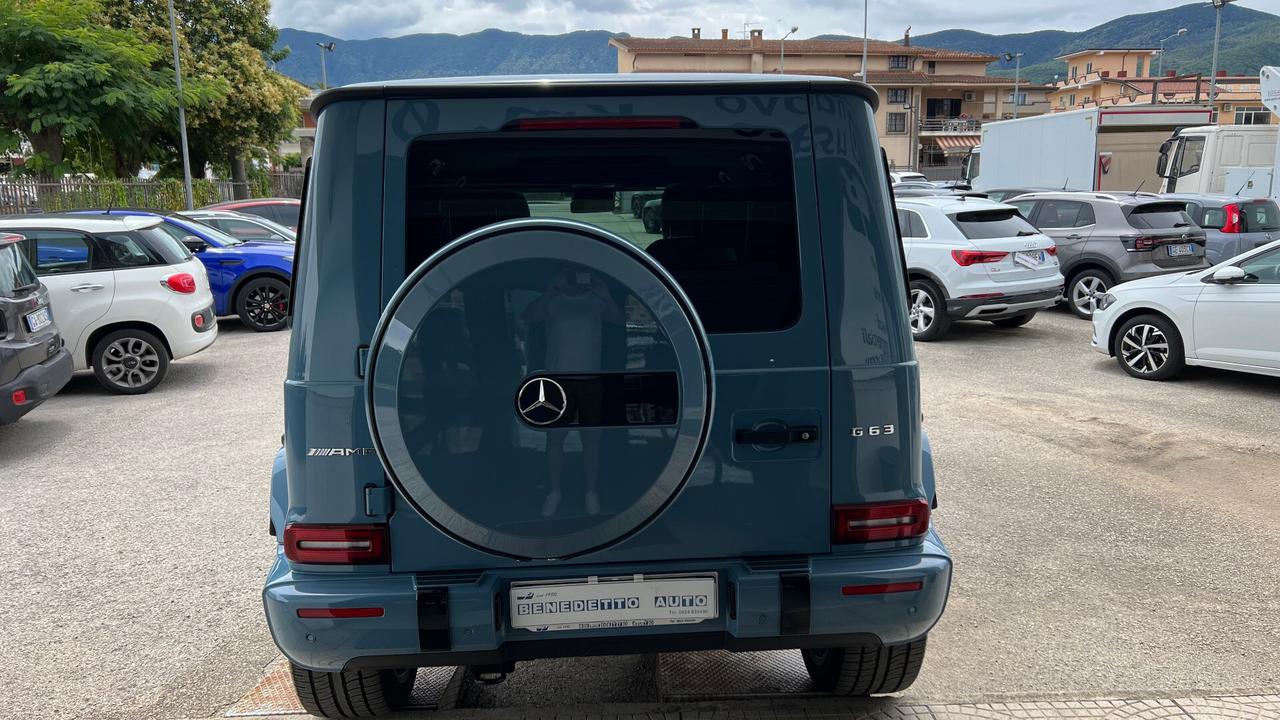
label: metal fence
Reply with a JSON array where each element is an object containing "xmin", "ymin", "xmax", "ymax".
[{"xmin": 0, "ymin": 173, "xmax": 304, "ymax": 215}]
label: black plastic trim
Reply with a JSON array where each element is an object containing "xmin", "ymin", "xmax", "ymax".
[
  {"xmin": 779, "ymin": 573, "xmax": 811, "ymax": 635},
  {"xmin": 417, "ymin": 588, "xmax": 451, "ymax": 651},
  {"xmin": 344, "ymin": 630, "xmax": 881, "ymax": 670}
]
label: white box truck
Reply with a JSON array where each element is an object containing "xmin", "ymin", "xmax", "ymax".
[
  {"xmin": 963, "ymin": 105, "xmax": 1214, "ymax": 192},
  {"xmin": 1156, "ymin": 124, "xmax": 1278, "ymax": 196}
]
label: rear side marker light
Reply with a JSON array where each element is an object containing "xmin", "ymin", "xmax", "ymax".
[
  {"xmin": 162, "ymin": 272, "xmax": 197, "ymax": 294},
  {"xmin": 297, "ymin": 607, "xmax": 385, "ymax": 619},
  {"xmin": 833, "ymin": 500, "xmax": 930, "ymax": 543},
  {"xmin": 841, "ymin": 581, "xmax": 923, "ymax": 596},
  {"xmin": 504, "ymin": 116, "xmax": 696, "ymax": 131},
  {"xmin": 284, "ymin": 524, "xmax": 388, "ymax": 564},
  {"xmin": 951, "ymin": 249, "xmax": 1008, "ymax": 266}
]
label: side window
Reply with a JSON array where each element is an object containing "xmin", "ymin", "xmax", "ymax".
[
  {"xmin": 1010, "ymin": 200, "xmax": 1037, "ymax": 220},
  {"xmin": 1239, "ymin": 248, "xmax": 1280, "ymax": 285},
  {"xmin": 20, "ymin": 230, "xmax": 96, "ymax": 275},
  {"xmin": 98, "ymin": 233, "xmax": 161, "ymax": 268},
  {"xmin": 1176, "ymin": 137, "xmax": 1205, "ymax": 177},
  {"xmin": 896, "ymin": 209, "xmax": 927, "ymax": 239},
  {"xmin": 219, "ymin": 218, "xmax": 269, "ymax": 239},
  {"xmin": 1200, "ymin": 207, "xmax": 1226, "ymax": 229},
  {"xmin": 1037, "ymin": 200, "xmax": 1092, "ymax": 228}
]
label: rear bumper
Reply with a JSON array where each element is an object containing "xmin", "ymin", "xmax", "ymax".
[
  {"xmin": 946, "ymin": 286, "xmax": 1062, "ymax": 320},
  {"xmin": 168, "ymin": 312, "xmax": 219, "ymax": 360},
  {"xmin": 264, "ymin": 531, "xmax": 953, "ymax": 672},
  {"xmin": 0, "ymin": 347, "xmax": 72, "ymax": 424}
]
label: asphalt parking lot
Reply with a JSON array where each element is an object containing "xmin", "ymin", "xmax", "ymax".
[{"xmin": 2, "ymin": 310, "xmax": 1278, "ymax": 720}]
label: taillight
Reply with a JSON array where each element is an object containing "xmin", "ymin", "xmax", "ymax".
[
  {"xmin": 841, "ymin": 581, "xmax": 923, "ymax": 596},
  {"xmin": 1134, "ymin": 236, "xmax": 1158, "ymax": 251},
  {"xmin": 284, "ymin": 524, "xmax": 388, "ymax": 564},
  {"xmin": 162, "ymin": 273, "xmax": 197, "ymax": 294},
  {"xmin": 951, "ymin": 249, "xmax": 1008, "ymax": 266},
  {"xmin": 1045, "ymin": 246, "xmax": 1058, "ymax": 256},
  {"xmin": 833, "ymin": 500, "xmax": 930, "ymax": 543},
  {"xmin": 297, "ymin": 607, "xmax": 384, "ymax": 619},
  {"xmin": 1221, "ymin": 203, "xmax": 1242, "ymax": 233},
  {"xmin": 11, "ymin": 389, "xmax": 27, "ymax": 405},
  {"xmin": 504, "ymin": 116, "xmax": 695, "ymax": 131}
]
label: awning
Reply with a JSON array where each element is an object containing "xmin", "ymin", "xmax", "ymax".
[{"xmin": 929, "ymin": 135, "xmax": 981, "ymax": 155}]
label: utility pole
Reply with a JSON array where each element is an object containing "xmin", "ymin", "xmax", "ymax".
[
  {"xmin": 1004, "ymin": 52, "xmax": 1024, "ymax": 119},
  {"xmin": 780, "ymin": 26, "xmax": 798, "ymax": 74},
  {"xmin": 166, "ymin": 0, "xmax": 193, "ymax": 210},
  {"xmin": 1157, "ymin": 28, "xmax": 1187, "ymax": 78},
  {"xmin": 860, "ymin": 0, "xmax": 869, "ymax": 80},
  {"xmin": 317, "ymin": 42, "xmax": 336, "ymax": 90},
  {"xmin": 1209, "ymin": 0, "xmax": 1235, "ymax": 107}
]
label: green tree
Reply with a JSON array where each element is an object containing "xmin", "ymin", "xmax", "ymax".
[
  {"xmin": 0, "ymin": 0, "xmax": 190, "ymax": 178},
  {"xmin": 102, "ymin": 0, "xmax": 303, "ymax": 192}
]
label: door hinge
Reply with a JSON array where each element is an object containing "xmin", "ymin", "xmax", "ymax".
[{"xmin": 364, "ymin": 485, "xmax": 392, "ymax": 516}]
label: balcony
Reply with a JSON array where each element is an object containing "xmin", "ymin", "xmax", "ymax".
[{"xmin": 918, "ymin": 117, "xmax": 982, "ymax": 135}]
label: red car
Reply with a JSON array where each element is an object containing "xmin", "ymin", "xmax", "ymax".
[{"xmin": 202, "ymin": 198, "xmax": 300, "ymax": 231}]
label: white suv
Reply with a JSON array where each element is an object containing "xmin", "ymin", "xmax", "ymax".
[
  {"xmin": 0, "ymin": 215, "xmax": 218, "ymax": 394},
  {"xmin": 896, "ymin": 196, "xmax": 1064, "ymax": 340}
]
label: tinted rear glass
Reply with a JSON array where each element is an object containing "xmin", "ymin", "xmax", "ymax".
[
  {"xmin": 950, "ymin": 209, "xmax": 1040, "ymax": 240},
  {"xmin": 0, "ymin": 242, "xmax": 39, "ymax": 298},
  {"xmin": 136, "ymin": 226, "xmax": 194, "ymax": 264},
  {"xmin": 405, "ymin": 130, "xmax": 800, "ymax": 334},
  {"xmin": 1127, "ymin": 202, "xmax": 1194, "ymax": 230},
  {"xmin": 1244, "ymin": 201, "xmax": 1279, "ymax": 232}
]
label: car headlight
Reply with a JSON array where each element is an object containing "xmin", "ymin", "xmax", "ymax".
[{"xmin": 1096, "ymin": 293, "xmax": 1117, "ymax": 311}]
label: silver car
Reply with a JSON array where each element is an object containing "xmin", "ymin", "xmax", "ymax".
[
  {"xmin": 1007, "ymin": 192, "xmax": 1209, "ymax": 319},
  {"xmin": 1163, "ymin": 193, "xmax": 1280, "ymax": 265}
]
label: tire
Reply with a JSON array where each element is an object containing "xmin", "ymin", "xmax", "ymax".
[
  {"xmin": 290, "ymin": 663, "xmax": 416, "ymax": 718},
  {"xmin": 1066, "ymin": 269, "xmax": 1113, "ymax": 320},
  {"xmin": 991, "ymin": 312, "xmax": 1036, "ymax": 328},
  {"xmin": 630, "ymin": 196, "xmax": 644, "ymax": 217},
  {"xmin": 236, "ymin": 276, "xmax": 290, "ymax": 332},
  {"xmin": 908, "ymin": 279, "xmax": 951, "ymax": 341},
  {"xmin": 642, "ymin": 207, "xmax": 661, "ymax": 234},
  {"xmin": 91, "ymin": 328, "xmax": 170, "ymax": 395},
  {"xmin": 802, "ymin": 637, "xmax": 928, "ymax": 696},
  {"xmin": 1114, "ymin": 313, "xmax": 1185, "ymax": 381}
]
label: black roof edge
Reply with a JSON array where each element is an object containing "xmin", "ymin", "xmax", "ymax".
[{"xmin": 310, "ymin": 76, "xmax": 879, "ymax": 116}]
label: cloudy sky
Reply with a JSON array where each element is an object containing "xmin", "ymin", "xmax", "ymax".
[{"xmin": 270, "ymin": 0, "xmax": 1265, "ymax": 41}]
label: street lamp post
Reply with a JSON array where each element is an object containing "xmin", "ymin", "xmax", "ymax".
[
  {"xmin": 1157, "ymin": 28, "xmax": 1188, "ymax": 78},
  {"xmin": 1003, "ymin": 52, "xmax": 1024, "ymax": 119},
  {"xmin": 902, "ymin": 99, "xmax": 919, "ymax": 172},
  {"xmin": 780, "ymin": 26, "xmax": 798, "ymax": 74},
  {"xmin": 316, "ymin": 42, "xmax": 336, "ymax": 90},
  {"xmin": 166, "ymin": 0, "xmax": 193, "ymax": 210},
  {"xmin": 1209, "ymin": 0, "xmax": 1235, "ymax": 103},
  {"xmin": 860, "ymin": 0, "xmax": 869, "ymax": 81}
]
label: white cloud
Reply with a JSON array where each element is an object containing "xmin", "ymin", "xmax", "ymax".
[{"xmin": 269, "ymin": 0, "xmax": 1266, "ymax": 40}]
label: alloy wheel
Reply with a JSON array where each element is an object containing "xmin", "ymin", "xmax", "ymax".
[
  {"xmin": 909, "ymin": 288, "xmax": 935, "ymax": 334},
  {"xmin": 101, "ymin": 337, "xmax": 162, "ymax": 389},
  {"xmin": 1120, "ymin": 323, "xmax": 1169, "ymax": 375},
  {"xmin": 245, "ymin": 282, "xmax": 288, "ymax": 329},
  {"xmin": 1071, "ymin": 276, "xmax": 1107, "ymax": 316}
]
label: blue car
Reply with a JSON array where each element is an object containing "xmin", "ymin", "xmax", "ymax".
[
  {"xmin": 266, "ymin": 75, "xmax": 951, "ymax": 718},
  {"xmin": 76, "ymin": 210, "xmax": 293, "ymax": 331}
]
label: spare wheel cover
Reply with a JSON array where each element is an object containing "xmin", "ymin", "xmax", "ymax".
[{"xmin": 366, "ymin": 218, "xmax": 713, "ymax": 559}]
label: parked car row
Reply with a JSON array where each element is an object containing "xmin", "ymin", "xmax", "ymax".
[{"xmin": 0, "ymin": 205, "xmax": 297, "ymax": 423}]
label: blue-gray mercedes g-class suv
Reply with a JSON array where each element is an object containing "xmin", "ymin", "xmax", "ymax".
[{"xmin": 264, "ymin": 74, "xmax": 951, "ymax": 717}]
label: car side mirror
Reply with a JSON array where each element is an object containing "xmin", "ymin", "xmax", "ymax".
[
  {"xmin": 1210, "ymin": 266, "xmax": 1247, "ymax": 284},
  {"xmin": 1156, "ymin": 152, "xmax": 1170, "ymax": 178},
  {"xmin": 182, "ymin": 236, "xmax": 206, "ymax": 252}
]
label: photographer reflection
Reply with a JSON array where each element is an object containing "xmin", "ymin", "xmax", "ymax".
[{"xmin": 523, "ymin": 267, "xmax": 622, "ymax": 517}]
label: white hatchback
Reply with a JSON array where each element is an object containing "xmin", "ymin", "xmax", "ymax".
[
  {"xmin": 896, "ymin": 196, "xmax": 1065, "ymax": 340},
  {"xmin": 0, "ymin": 215, "xmax": 218, "ymax": 394},
  {"xmin": 1091, "ymin": 239, "xmax": 1280, "ymax": 380}
]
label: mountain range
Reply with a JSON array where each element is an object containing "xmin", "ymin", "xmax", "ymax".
[{"xmin": 273, "ymin": 3, "xmax": 1279, "ymax": 88}]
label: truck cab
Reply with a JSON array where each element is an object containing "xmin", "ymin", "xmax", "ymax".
[{"xmin": 1158, "ymin": 124, "xmax": 1278, "ymax": 196}]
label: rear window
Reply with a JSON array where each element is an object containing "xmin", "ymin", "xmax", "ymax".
[
  {"xmin": 0, "ymin": 241, "xmax": 39, "ymax": 298},
  {"xmin": 135, "ymin": 227, "xmax": 194, "ymax": 264},
  {"xmin": 950, "ymin": 209, "xmax": 1040, "ymax": 240},
  {"xmin": 1243, "ymin": 201, "xmax": 1280, "ymax": 232},
  {"xmin": 1126, "ymin": 202, "xmax": 1194, "ymax": 230},
  {"xmin": 404, "ymin": 130, "xmax": 800, "ymax": 334}
]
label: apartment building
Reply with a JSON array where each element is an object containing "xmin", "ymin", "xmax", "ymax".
[
  {"xmin": 610, "ymin": 28, "xmax": 1051, "ymax": 175},
  {"xmin": 1048, "ymin": 48, "xmax": 1272, "ymax": 125}
]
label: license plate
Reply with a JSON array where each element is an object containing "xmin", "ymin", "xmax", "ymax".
[
  {"xmin": 510, "ymin": 573, "xmax": 718, "ymax": 632},
  {"xmin": 1168, "ymin": 243, "xmax": 1196, "ymax": 257},
  {"xmin": 25, "ymin": 307, "xmax": 51, "ymax": 332},
  {"xmin": 1014, "ymin": 250, "xmax": 1045, "ymax": 267}
]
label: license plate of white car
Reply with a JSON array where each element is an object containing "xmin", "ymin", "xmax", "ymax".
[
  {"xmin": 1014, "ymin": 250, "xmax": 1045, "ymax": 267},
  {"xmin": 509, "ymin": 573, "xmax": 717, "ymax": 632},
  {"xmin": 1168, "ymin": 243, "xmax": 1196, "ymax": 257},
  {"xmin": 25, "ymin": 307, "xmax": 51, "ymax": 332}
]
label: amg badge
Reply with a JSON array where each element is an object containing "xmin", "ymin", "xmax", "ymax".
[{"xmin": 307, "ymin": 448, "xmax": 375, "ymax": 457}]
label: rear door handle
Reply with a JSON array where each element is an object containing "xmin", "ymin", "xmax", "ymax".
[
  {"xmin": 1064, "ymin": 234, "xmax": 1083, "ymax": 240},
  {"xmin": 735, "ymin": 425, "xmax": 819, "ymax": 445},
  {"xmin": 70, "ymin": 283, "xmax": 105, "ymax": 293}
]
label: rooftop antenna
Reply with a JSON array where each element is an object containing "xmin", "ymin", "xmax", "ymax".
[
  {"xmin": 1062, "ymin": 177, "xmax": 1070, "ymax": 191},
  {"xmin": 1131, "ymin": 179, "xmax": 1146, "ymax": 197},
  {"xmin": 1233, "ymin": 170, "xmax": 1255, "ymax": 195}
]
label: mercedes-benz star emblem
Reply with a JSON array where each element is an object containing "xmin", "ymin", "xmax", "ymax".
[{"xmin": 516, "ymin": 378, "xmax": 568, "ymax": 426}]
